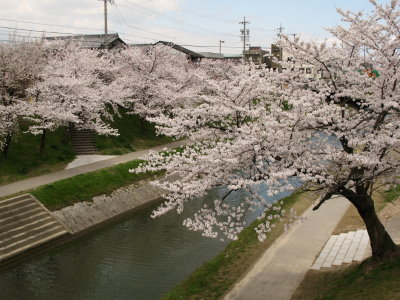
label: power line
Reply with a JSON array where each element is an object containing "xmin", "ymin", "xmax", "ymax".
[
  {"xmin": 0, "ymin": 25, "xmax": 75, "ymax": 35},
  {"xmin": 113, "ymin": 4, "xmax": 175, "ymax": 39},
  {"xmin": 117, "ymin": 2, "xmax": 238, "ymax": 38},
  {"xmin": 0, "ymin": 17, "xmax": 102, "ymax": 32}
]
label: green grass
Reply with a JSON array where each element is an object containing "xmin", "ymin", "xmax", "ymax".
[
  {"xmin": 292, "ymin": 184, "xmax": 400, "ymax": 300},
  {"xmin": 0, "ymin": 108, "xmax": 173, "ymax": 185},
  {"xmin": 162, "ymin": 190, "xmax": 315, "ymax": 300},
  {"xmin": 0, "ymin": 127, "xmax": 75, "ymax": 185},
  {"xmin": 384, "ymin": 184, "xmax": 400, "ymax": 203},
  {"xmin": 96, "ymin": 109, "xmax": 173, "ymax": 155},
  {"xmin": 31, "ymin": 159, "xmax": 162, "ymax": 211},
  {"xmin": 292, "ymin": 255, "xmax": 400, "ymax": 300}
]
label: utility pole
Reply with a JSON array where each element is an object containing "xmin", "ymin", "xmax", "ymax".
[
  {"xmin": 99, "ymin": 0, "xmax": 114, "ymax": 45},
  {"xmin": 239, "ymin": 17, "xmax": 250, "ymax": 58},
  {"xmin": 219, "ymin": 40, "xmax": 225, "ymax": 55},
  {"xmin": 289, "ymin": 33, "xmax": 298, "ymax": 41},
  {"xmin": 276, "ymin": 23, "xmax": 284, "ymax": 39}
]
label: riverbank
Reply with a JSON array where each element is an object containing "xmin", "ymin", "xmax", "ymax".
[
  {"xmin": 162, "ymin": 190, "xmax": 319, "ymax": 300},
  {"xmin": 0, "ymin": 139, "xmax": 186, "ymax": 198},
  {"xmin": 0, "ymin": 141, "xmax": 184, "ymax": 264},
  {"xmin": 291, "ymin": 191, "xmax": 400, "ymax": 300},
  {"xmin": 53, "ymin": 180, "xmax": 165, "ymax": 233}
]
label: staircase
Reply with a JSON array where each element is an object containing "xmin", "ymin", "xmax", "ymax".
[
  {"xmin": 70, "ymin": 128, "xmax": 99, "ymax": 155},
  {"xmin": 0, "ymin": 194, "xmax": 70, "ymax": 262},
  {"xmin": 311, "ymin": 230, "xmax": 371, "ymax": 270}
]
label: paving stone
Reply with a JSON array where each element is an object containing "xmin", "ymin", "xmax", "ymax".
[
  {"xmin": 312, "ymin": 229, "xmax": 373, "ymax": 269},
  {"xmin": 354, "ymin": 230, "xmax": 370, "ymax": 261}
]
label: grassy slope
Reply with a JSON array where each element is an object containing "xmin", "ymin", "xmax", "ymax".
[
  {"xmin": 291, "ymin": 255, "xmax": 400, "ymax": 300},
  {"xmin": 292, "ymin": 186, "xmax": 400, "ymax": 300},
  {"xmin": 162, "ymin": 191, "xmax": 318, "ymax": 300},
  {"xmin": 30, "ymin": 159, "xmax": 162, "ymax": 211},
  {"xmin": 0, "ymin": 110, "xmax": 173, "ymax": 185},
  {"xmin": 96, "ymin": 109, "xmax": 173, "ymax": 155},
  {"xmin": 0, "ymin": 127, "xmax": 75, "ymax": 185}
]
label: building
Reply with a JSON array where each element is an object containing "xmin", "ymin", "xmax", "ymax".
[
  {"xmin": 266, "ymin": 44, "xmax": 318, "ymax": 79},
  {"xmin": 156, "ymin": 41, "xmax": 204, "ymax": 61},
  {"xmin": 243, "ymin": 46, "xmax": 269, "ymax": 65},
  {"xmin": 44, "ymin": 33, "xmax": 126, "ymax": 50},
  {"xmin": 198, "ymin": 52, "xmax": 224, "ymax": 59}
]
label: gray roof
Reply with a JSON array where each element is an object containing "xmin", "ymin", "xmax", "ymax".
[
  {"xmin": 156, "ymin": 41, "xmax": 204, "ymax": 59},
  {"xmin": 44, "ymin": 33, "xmax": 126, "ymax": 49},
  {"xmin": 199, "ymin": 52, "xmax": 224, "ymax": 59}
]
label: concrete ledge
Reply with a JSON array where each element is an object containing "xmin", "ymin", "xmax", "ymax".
[{"xmin": 52, "ymin": 180, "xmax": 166, "ymax": 234}]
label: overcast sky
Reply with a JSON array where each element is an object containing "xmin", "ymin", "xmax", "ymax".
[{"xmin": 0, "ymin": 0, "xmax": 391, "ymax": 54}]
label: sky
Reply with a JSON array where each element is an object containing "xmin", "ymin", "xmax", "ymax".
[{"xmin": 0, "ymin": 0, "xmax": 391, "ymax": 54}]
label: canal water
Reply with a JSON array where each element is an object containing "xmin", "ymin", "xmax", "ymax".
[{"xmin": 0, "ymin": 186, "xmax": 291, "ymax": 300}]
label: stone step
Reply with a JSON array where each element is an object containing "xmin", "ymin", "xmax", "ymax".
[
  {"xmin": 0, "ymin": 211, "xmax": 48, "ymax": 234},
  {"xmin": 311, "ymin": 229, "xmax": 371, "ymax": 270},
  {"xmin": 0, "ymin": 229, "xmax": 67, "ymax": 261},
  {"xmin": 0, "ymin": 215, "xmax": 54, "ymax": 241},
  {"xmin": 71, "ymin": 138, "xmax": 96, "ymax": 142},
  {"xmin": 0, "ymin": 194, "xmax": 71, "ymax": 262},
  {"xmin": 70, "ymin": 128, "xmax": 98, "ymax": 155},
  {"xmin": 71, "ymin": 134, "xmax": 96, "ymax": 139},
  {"xmin": 71, "ymin": 133, "xmax": 96, "ymax": 138},
  {"xmin": 0, "ymin": 207, "xmax": 45, "ymax": 229},
  {"xmin": 0, "ymin": 221, "xmax": 61, "ymax": 249},
  {"xmin": 0, "ymin": 225, "xmax": 66, "ymax": 255},
  {"xmin": 0, "ymin": 201, "xmax": 41, "ymax": 220},
  {"xmin": 0, "ymin": 194, "xmax": 33, "ymax": 209},
  {"xmin": 0, "ymin": 197, "xmax": 34, "ymax": 214},
  {"xmin": 72, "ymin": 144, "xmax": 98, "ymax": 149}
]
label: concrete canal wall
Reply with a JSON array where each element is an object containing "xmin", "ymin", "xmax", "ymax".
[{"xmin": 53, "ymin": 180, "xmax": 165, "ymax": 234}]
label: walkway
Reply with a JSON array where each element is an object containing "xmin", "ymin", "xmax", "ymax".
[
  {"xmin": 224, "ymin": 196, "xmax": 350, "ymax": 300},
  {"xmin": 0, "ymin": 140, "xmax": 186, "ymax": 198}
]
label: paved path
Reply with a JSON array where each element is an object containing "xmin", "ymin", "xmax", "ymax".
[
  {"xmin": 224, "ymin": 196, "xmax": 350, "ymax": 300},
  {"xmin": 0, "ymin": 140, "xmax": 186, "ymax": 198}
]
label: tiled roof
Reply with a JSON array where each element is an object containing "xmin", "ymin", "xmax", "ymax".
[
  {"xmin": 156, "ymin": 41, "xmax": 204, "ymax": 58},
  {"xmin": 45, "ymin": 33, "xmax": 125, "ymax": 49}
]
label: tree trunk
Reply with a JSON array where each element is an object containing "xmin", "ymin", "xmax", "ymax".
[
  {"xmin": 2, "ymin": 132, "xmax": 12, "ymax": 158},
  {"xmin": 342, "ymin": 188, "xmax": 399, "ymax": 261},
  {"xmin": 39, "ymin": 128, "xmax": 46, "ymax": 157},
  {"xmin": 139, "ymin": 117, "xmax": 146, "ymax": 132}
]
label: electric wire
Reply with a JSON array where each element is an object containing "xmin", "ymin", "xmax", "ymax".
[
  {"xmin": 113, "ymin": 4, "xmax": 175, "ymax": 39},
  {"xmin": 0, "ymin": 17, "xmax": 102, "ymax": 32},
  {"xmin": 117, "ymin": 1, "xmax": 238, "ymax": 38}
]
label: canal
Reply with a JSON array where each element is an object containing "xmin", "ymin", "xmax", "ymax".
[{"xmin": 0, "ymin": 186, "xmax": 291, "ymax": 300}]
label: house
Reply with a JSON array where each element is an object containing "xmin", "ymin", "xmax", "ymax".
[
  {"xmin": 266, "ymin": 44, "xmax": 318, "ymax": 79},
  {"xmin": 243, "ymin": 46, "xmax": 269, "ymax": 65},
  {"xmin": 44, "ymin": 33, "xmax": 126, "ymax": 50},
  {"xmin": 198, "ymin": 52, "xmax": 224, "ymax": 59},
  {"xmin": 198, "ymin": 52, "xmax": 242, "ymax": 62},
  {"xmin": 155, "ymin": 41, "xmax": 204, "ymax": 62}
]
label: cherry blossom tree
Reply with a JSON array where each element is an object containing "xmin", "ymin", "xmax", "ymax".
[
  {"xmin": 110, "ymin": 44, "xmax": 201, "ymax": 127},
  {"xmin": 28, "ymin": 40, "xmax": 119, "ymax": 141},
  {"xmin": 135, "ymin": 0, "xmax": 400, "ymax": 261},
  {"xmin": 0, "ymin": 37, "xmax": 46, "ymax": 157}
]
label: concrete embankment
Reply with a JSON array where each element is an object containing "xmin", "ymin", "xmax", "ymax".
[
  {"xmin": 0, "ymin": 194, "xmax": 71, "ymax": 263},
  {"xmin": 53, "ymin": 180, "xmax": 165, "ymax": 234}
]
